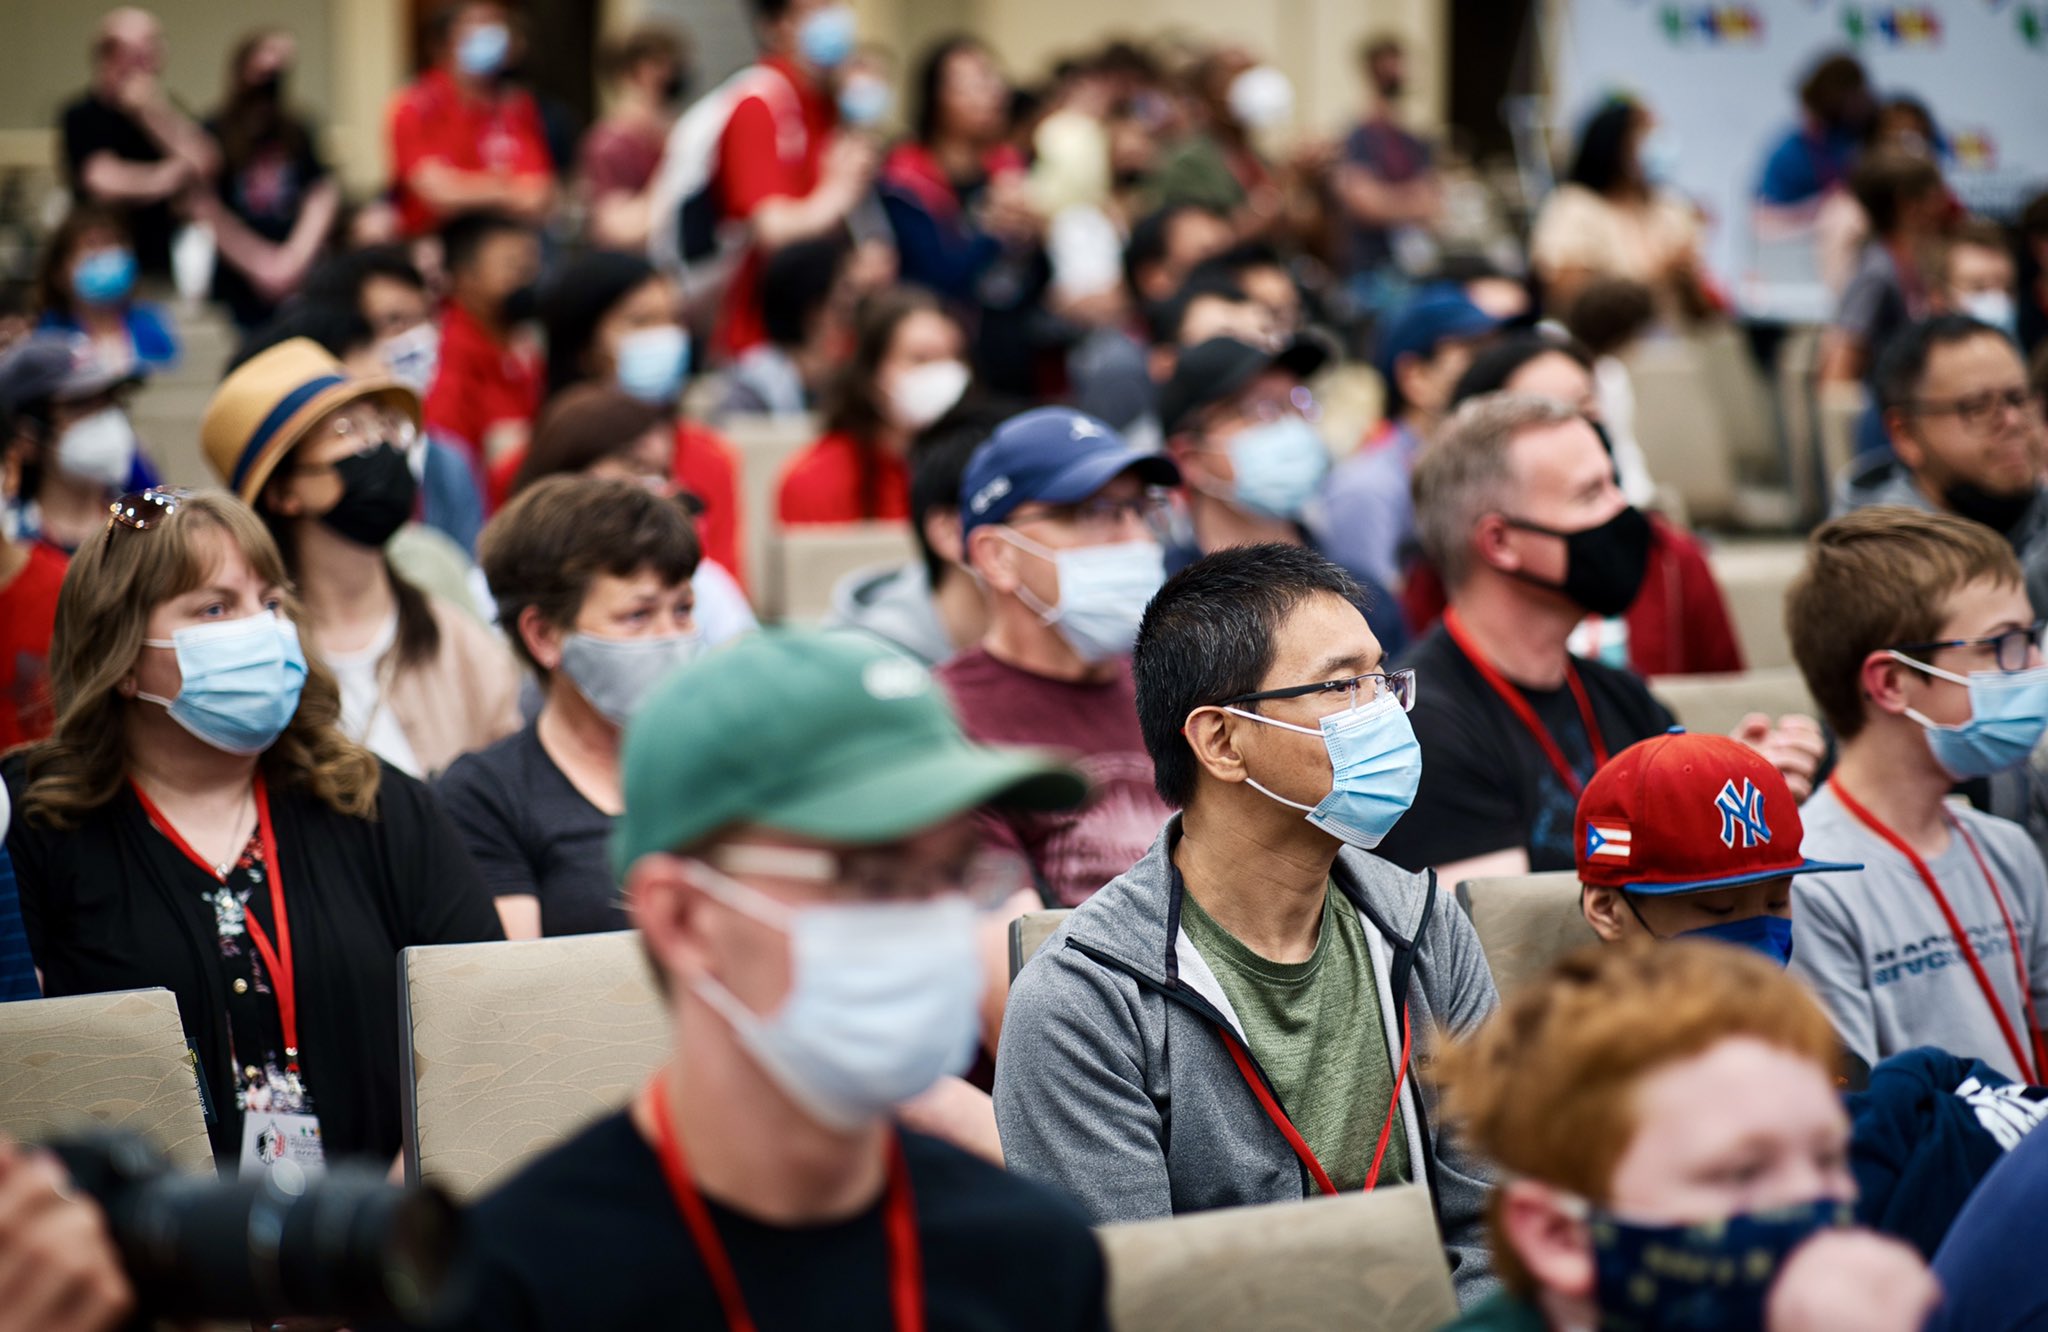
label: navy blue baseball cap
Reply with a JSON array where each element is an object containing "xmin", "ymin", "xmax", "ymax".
[
  {"xmin": 1374, "ymin": 287, "xmax": 1498, "ymax": 383},
  {"xmin": 960, "ymin": 407, "xmax": 1180, "ymax": 535}
]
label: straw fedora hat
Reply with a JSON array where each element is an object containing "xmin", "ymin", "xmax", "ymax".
[{"xmin": 200, "ymin": 338, "xmax": 422, "ymax": 503}]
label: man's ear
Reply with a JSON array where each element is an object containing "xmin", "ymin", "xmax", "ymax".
[
  {"xmin": 1472, "ymin": 511, "xmax": 1519, "ymax": 576},
  {"xmin": 966, "ymin": 525, "xmax": 1022, "ymax": 595},
  {"xmin": 1885, "ymin": 408, "xmax": 1926, "ymax": 470},
  {"xmin": 626, "ymin": 853, "xmax": 707, "ymax": 995},
  {"xmin": 518, "ymin": 604, "xmax": 568, "ymax": 673},
  {"xmin": 924, "ymin": 508, "xmax": 965, "ymax": 568},
  {"xmin": 1500, "ymin": 1179, "xmax": 1596, "ymax": 1301},
  {"xmin": 1581, "ymin": 883, "xmax": 1629, "ymax": 943},
  {"xmin": 1859, "ymin": 648, "xmax": 1916, "ymax": 720},
  {"xmin": 1184, "ymin": 705, "xmax": 1253, "ymax": 787}
]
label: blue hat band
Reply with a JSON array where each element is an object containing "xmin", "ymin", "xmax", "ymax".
[{"xmin": 230, "ymin": 373, "xmax": 348, "ymax": 494}]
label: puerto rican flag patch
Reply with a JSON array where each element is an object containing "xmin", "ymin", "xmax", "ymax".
[{"xmin": 1585, "ymin": 823, "xmax": 1632, "ymax": 861}]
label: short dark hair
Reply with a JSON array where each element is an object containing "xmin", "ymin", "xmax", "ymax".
[
  {"xmin": 300, "ymin": 245, "xmax": 428, "ymax": 314},
  {"xmin": 479, "ymin": 474, "xmax": 702, "ymax": 676},
  {"xmin": 760, "ymin": 236, "xmax": 848, "ymax": 349},
  {"xmin": 1875, "ymin": 314, "xmax": 2013, "ymax": 415},
  {"xmin": 1134, "ymin": 544, "xmax": 1363, "ymax": 808},
  {"xmin": 1850, "ymin": 151, "xmax": 1942, "ymax": 237},
  {"xmin": 1564, "ymin": 277, "xmax": 1656, "ymax": 360},
  {"xmin": 1359, "ymin": 32, "xmax": 1403, "ymax": 70},
  {"xmin": 440, "ymin": 209, "xmax": 531, "ymax": 277},
  {"xmin": 603, "ymin": 22, "xmax": 686, "ymax": 81},
  {"xmin": 750, "ymin": 0, "xmax": 795, "ymax": 22},
  {"xmin": 1123, "ymin": 202, "xmax": 1220, "ymax": 300},
  {"xmin": 1147, "ymin": 268, "xmax": 1249, "ymax": 346},
  {"xmin": 1450, "ymin": 332, "xmax": 1593, "ymax": 408},
  {"xmin": 1799, "ymin": 52, "xmax": 1868, "ymax": 122},
  {"xmin": 909, "ymin": 401, "xmax": 1011, "ymax": 586},
  {"xmin": 228, "ymin": 303, "xmax": 375, "ymax": 371}
]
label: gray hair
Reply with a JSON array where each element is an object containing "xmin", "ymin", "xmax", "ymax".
[{"xmin": 1411, "ymin": 392, "xmax": 1583, "ymax": 589}]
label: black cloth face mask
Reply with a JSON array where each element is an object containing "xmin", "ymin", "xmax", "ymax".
[
  {"xmin": 320, "ymin": 441, "xmax": 419, "ymax": 548},
  {"xmin": 1943, "ymin": 480, "xmax": 2039, "ymax": 541},
  {"xmin": 1501, "ymin": 504, "xmax": 1653, "ymax": 618}
]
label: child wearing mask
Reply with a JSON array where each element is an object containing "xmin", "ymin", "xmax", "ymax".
[
  {"xmin": 1788, "ymin": 507, "xmax": 2048, "ymax": 1085},
  {"xmin": 0, "ymin": 332, "xmax": 153, "ymax": 553},
  {"xmin": 421, "ymin": 209, "xmax": 544, "ymax": 504},
  {"xmin": 33, "ymin": 204, "xmax": 178, "ymax": 378}
]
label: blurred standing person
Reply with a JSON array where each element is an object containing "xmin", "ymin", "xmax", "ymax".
[
  {"xmin": 715, "ymin": 236, "xmax": 851, "ymax": 419},
  {"xmin": 34, "ymin": 205, "xmax": 178, "ymax": 378},
  {"xmin": 59, "ymin": 8, "xmax": 221, "ymax": 281},
  {"xmin": 193, "ymin": 30, "xmax": 342, "ymax": 331},
  {"xmin": 1818, "ymin": 152, "xmax": 1948, "ymax": 391},
  {"xmin": 1530, "ymin": 97, "xmax": 1714, "ymax": 325},
  {"xmin": 0, "ymin": 350, "xmax": 71, "ymax": 749},
  {"xmin": 779, "ymin": 288, "xmax": 971, "ymax": 526},
  {"xmin": 1755, "ymin": 52, "xmax": 1874, "ymax": 216},
  {"xmin": 422, "ymin": 209, "xmax": 543, "ymax": 508},
  {"xmin": 1148, "ymin": 47, "xmax": 1289, "ymax": 244},
  {"xmin": 1333, "ymin": 34, "xmax": 1442, "ymax": 306},
  {"xmin": 535, "ymin": 252, "xmax": 746, "ymax": 586},
  {"xmin": 579, "ymin": 24, "xmax": 693, "ymax": 252},
  {"xmin": 709, "ymin": 0, "xmax": 878, "ymax": 359},
  {"xmin": 385, "ymin": 0, "xmax": 555, "ymax": 239}
]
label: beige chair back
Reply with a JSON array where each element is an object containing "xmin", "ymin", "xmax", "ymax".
[
  {"xmin": 1097, "ymin": 1186, "xmax": 1457, "ymax": 1332},
  {"xmin": 721, "ymin": 412, "xmax": 822, "ymax": 604},
  {"xmin": 1705, "ymin": 540, "xmax": 1807, "ymax": 671},
  {"xmin": 1650, "ymin": 667, "xmax": 1816, "ymax": 738},
  {"xmin": 1008, "ymin": 908, "xmax": 1073, "ymax": 981},
  {"xmin": 0, "ymin": 988, "xmax": 213, "ymax": 1175},
  {"xmin": 400, "ymin": 932, "xmax": 667, "ymax": 1199},
  {"xmin": 1626, "ymin": 340, "xmax": 1738, "ymax": 525},
  {"xmin": 775, "ymin": 529, "xmax": 919, "ymax": 623},
  {"xmin": 1456, "ymin": 872, "xmax": 1597, "ymax": 1001},
  {"xmin": 1817, "ymin": 380, "xmax": 1869, "ymax": 500}
]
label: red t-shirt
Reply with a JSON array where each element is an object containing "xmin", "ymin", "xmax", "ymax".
[
  {"xmin": 0, "ymin": 543, "xmax": 68, "ymax": 749},
  {"xmin": 714, "ymin": 57, "xmax": 837, "ymax": 356},
  {"xmin": 577, "ymin": 119, "xmax": 665, "ymax": 201},
  {"xmin": 776, "ymin": 430, "xmax": 910, "ymax": 526},
  {"xmin": 1399, "ymin": 516, "xmax": 1745, "ymax": 678},
  {"xmin": 387, "ymin": 69, "xmax": 553, "ymax": 237},
  {"xmin": 673, "ymin": 420, "xmax": 745, "ymax": 590},
  {"xmin": 427, "ymin": 303, "xmax": 543, "ymax": 510},
  {"xmin": 935, "ymin": 648, "xmax": 1172, "ymax": 907}
]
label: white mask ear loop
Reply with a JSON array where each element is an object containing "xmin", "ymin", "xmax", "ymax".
[
  {"xmin": 990, "ymin": 526, "xmax": 1064, "ymax": 625},
  {"xmin": 1217, "ymin": 704, "xmax": 1323, "ymax": 813},
  {"xmin": 1887, "ymin": 649, "xmax": 1970, "ymax": 731}
]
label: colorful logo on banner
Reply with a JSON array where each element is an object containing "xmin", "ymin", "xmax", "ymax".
[
  {"xmin": 1842, "ymin": 6, "xmax": 1944, "ymax": 44},
  {"xmin": 1952, "ymin": 129, "xmax": 1998, "ymax": 169},
  {"xmin": 1659, "ymin": 5, "xmax": 1765, "ymax": 42}
]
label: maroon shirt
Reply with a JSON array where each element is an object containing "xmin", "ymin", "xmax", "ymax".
[{"xmin": 935, "ymin": 648, "xmax": 1171, "ymax": 907}]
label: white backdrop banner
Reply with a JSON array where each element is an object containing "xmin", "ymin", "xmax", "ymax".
[{"xmin": 1552, "ymin": 1, "xmax": 2048, "ymax": 318}]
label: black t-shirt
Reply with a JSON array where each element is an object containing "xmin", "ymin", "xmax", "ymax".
[
  {"xmin": 1375, "ymin": 624, "xmax": 1674, "ymax": 874},
  {"xmin": 204, "ymin": 115, "xmax": 331, "ymax": 327},
  {"xmin": 60, "ymin": 93, "xmax": 176, "ymax": 275},
  {"xmin": 2, "ymin": 755, "xmax": 504, "ymax": 1168},
  {"xmin": 434, "ymin": 723, "xmax": 621, "ymax": 937},
  {"xmin": 444, "ymin": 1111, "xmax": 1110, "ymax": 1332}
]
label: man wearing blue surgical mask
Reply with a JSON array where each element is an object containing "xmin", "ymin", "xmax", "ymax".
[
  {"xmin": 996, "ymin": 543, "xmax": 1502, "ymax": 1307},
  {"xmin": 943, "ymin": 407, "xmax": 1181, "ymax": 909},
  {"xmin": 451, "ymin": 628, "xmax": 1109, "ymax": 1331},
  {"xmin": 1577, "ymin": 732, "xmax": 1860, "ymax": 966},
  {"xmin": 1159, "ymin": 335, "xmax": 1408, "ymax": 656}
]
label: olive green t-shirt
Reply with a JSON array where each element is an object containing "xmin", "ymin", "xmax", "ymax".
[{"xmin": 1179, "ymin": 880, "xmax": 1411, "ymax": 1189}]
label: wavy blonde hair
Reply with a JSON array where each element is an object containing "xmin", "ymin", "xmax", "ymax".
[{"xmin": 17, "ymin": 490, "xmax": 381, "ymax": 829}]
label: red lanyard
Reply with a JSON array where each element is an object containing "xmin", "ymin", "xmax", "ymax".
[
  {"xmin": 643, "ymin": 1074, "xmax": 925, "ymax": 1332},
  {"xmin": 1829, "ymin": 777, "xmax": 2046, "ymax": 1082},
  {"xmin": 1444, "ymin": 607, "xmax": 1609, "ymax": 796},
  {"xmin": 132, "ymin": 774, "xmax": 301, "ymax": 1072},
  {"xmin": 1215, "ymin": 1001, "xmax": 1412, "ymax": 1195}
]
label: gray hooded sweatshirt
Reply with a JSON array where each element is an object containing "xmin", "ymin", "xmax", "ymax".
[
  {"xmin": 824, "ymin": 562, "xmax": 954, "ymax": 666},
  {"xmin": 994, "ymin": 816, "xmax": 1501, "ymax": 1306}
]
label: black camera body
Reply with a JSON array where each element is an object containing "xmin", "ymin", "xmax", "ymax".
[{"xmin": 47, "ymin": 1131, "xmax": 461, "ymax": 1326}]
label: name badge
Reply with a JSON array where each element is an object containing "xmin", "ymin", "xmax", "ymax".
[{"xmin": 239, "ymin": 1110, "xmax": 326, "ymax": 1178}]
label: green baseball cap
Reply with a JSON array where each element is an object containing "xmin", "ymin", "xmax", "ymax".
[{"xmin": 613, "ymin": 627, "xmax": 1089, "ymax": 874}]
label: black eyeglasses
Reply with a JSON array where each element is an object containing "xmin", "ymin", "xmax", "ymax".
[
  {"xmin": 1221, "ymin": 668, "xmax": 1417, "ymax": 714},
  {"xmin": 105, "ymin": 487, "xmax": 190, "ymax": 533},
  {"xmin": 1909, "ymin": 388, "xmax": 2042, "ymax": 433},
  {"xmin": 1893, "ymin": 619, "xmax": 2048, "ymax": 673}
]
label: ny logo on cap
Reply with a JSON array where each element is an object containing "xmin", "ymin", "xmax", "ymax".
[{"xmin": 1715, "ymin": 778, "xmax": 1771, "ymax": 850}]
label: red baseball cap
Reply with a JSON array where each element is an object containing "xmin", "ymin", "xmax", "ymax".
[{"xmin": 1574, "ymin": 731, "xmax": 1861, "ymax": 894}]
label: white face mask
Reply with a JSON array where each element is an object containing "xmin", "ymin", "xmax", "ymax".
[
  {"xmin": 886, "ymin": 360, "xmax": 970, "ymax": 432},
  {"xmin": 1961, "ymin": 290, "xmax": 2018, "ymax": 339},
  {"xmin": 1227, "ymin": 65, "xmax": 1294, "ymax": 132},
  {"xmin": 380, "ymin": 323, "xmax": 440, "ymax": 396},
  {"xmin": 995, "ymin": 529, "xmax": 1165, "ymax": 663},
  {"xmin": 685, "ymin": 863, "xmax": 984, "ymax": 1131},
  {"xmin": 55, "ymin": 407, "xmax": 139, "ymax": 490}
]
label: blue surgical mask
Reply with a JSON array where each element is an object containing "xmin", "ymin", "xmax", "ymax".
[
  {"xmin": 997, "ymin": 532, "xmax": 1165, "ymax": 664},
  {"xmin": 1638, "ymin": 128, "xmax": 1681, "ymax": 186},
  {"xmin": 797, "ymin": 5, "xmax": 857, "ymax": 71},
  {"xmin": 1577, "ymin": 1195, "xmax": 1852, "ymax": 1331},
  {"xmin": 137, "ymin": 613, "xmax": 308, "ymax": 756},
  {"xmin": 456, "ymin": 22, "xmax": 510, "ymax": 78},
  {"xmin": 1890, "ymin": 652, "xmax": 2048, "ymax": 779},
  {"xmin": 1680, "ymin": 912, "xmax": 1795, "ymax": 968},
  {"xmin": 73, "ymin": 248, "xmax": 137, "ymax": 305},
  {"xmin": 616, "ymin": 325, "xmax": 689, "ymax": 405},
  {"xmin": 685, "ymin": 862, "xmax": 984, "ymax": 1130},
  {"xmin": 1222, "ymin": 417, "xmax": 1330, "ymax": 520},
  {"xmin": 1227, "ymin": 692, "xmax": 1423, "ymax": 849},
  {"xmin": 837, "ymin": 72, "xmax": 892, "ymax": 128}
]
